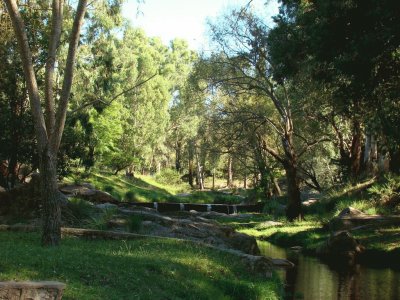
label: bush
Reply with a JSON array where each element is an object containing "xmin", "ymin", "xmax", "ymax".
[
  {"xmin": 127, "ymin": 215, "xmax": 142, "ymax": 232},
  {"xmin": 125, "ymin": 190, "xmax": 136, "ymax": 201},
  {"xmin": 89, "ymin": 207, "xmax": 117, "ymax": 230},
  {"xmin": 263, "ymin": 199, "xmax": 285, "ymax": 217},
  {"xmin": 104, "ymin": 185, "xmax": 114, "ymax": 193},
  {"xmin": 63, "ymin": 198, "xmax": 93, "ymax": 225},
  {"xmin": 155, "ymin": 169, "xmax": 182, "ymax": 185},
  {"xmin": 368, "ymin": 175, "xmax": 400, "ymax": 206}
]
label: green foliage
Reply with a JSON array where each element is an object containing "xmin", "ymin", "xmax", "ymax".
[
  {"xmin": 368, "ymin": 175, "xmax": 400, "ymax": 204},
  {"xmin": 89, "ymin": 207, "xmax": 117, "ymax": 230},
  {"xmin": 263, "ymin": 199, "xmax": 286, "ymax": 217},
  {"xmin": 127, "ymin": 215, "xmax": 142, "ymax": 232},
  {"xmin": 0, "ymin": 232, "xmax": 282, "ymax": 300},
  {"xmin": 155, "ymin": 168, "xmax": 182, "ymax": 185},
  {"xmin": 189, "ymin": 190, "xmax": 243, "ymax": 204},
  {"xmin": 124, "ymin": 190, "xmax": 136, "ymax": 202},
  {"xmin": 62, "ymin": 198, "xmax": 94, "ymax": 225},
  {"xmin": 103, "ymin": 185, "xmax": 114, "ymax": 193},
  {"xmin": 334, "ymin": 199, "xmax": 377, "ymax": 216}
]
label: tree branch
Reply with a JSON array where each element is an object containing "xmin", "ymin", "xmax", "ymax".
[
  {"xmin": 45, "ymin": 0, "xmax": 63, "ymax": 136},
  {"xmin": 51, "ymin": 0, "xmax": 88, "ymax": 151},
  {"xmin": 4, "ymin": 0, "xmax": 48, "ymax": 150},
  {"xmin": 70, "ymin": 72, "xmax": 158, "ymax": 114}
]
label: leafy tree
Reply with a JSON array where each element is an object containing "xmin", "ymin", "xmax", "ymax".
[
  {"xmin": 268, "ymin": 0, "xmax": 400, "ymax": 177},
  {"xmin": 3, "ymin": 0, "xmax": 112, "ymax": 245}
]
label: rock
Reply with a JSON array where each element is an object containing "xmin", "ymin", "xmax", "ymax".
[
  {"xmin": 0, "ymin": 281, "xmax": 66, "ymax": 300},
  {"xmin": 59, "ymin": 184, "xmax": 119, "ymax": 204},
  {"xmin": 225, "ymin": 231, "xmax": 260, "ymax": 255},
  {"xmin": 337, "ymin": 207, "xmax": 366, "ymax": 218},
  {"xmin": 271, "ymin": 258, "xmax": 295, "ymax": 268},
  {"xmin": 95, "ymin": 203, "xmax": 117, "ymax": 210},
  {"xmin": 60, "ymin": 184, "xmax": 95, "ymax": 196},
  {"xmin": 302, "ymin": 198, "xmax": 318, "ymax": 207},
  {"xmin": 258, "ymin": 221, "xmax": 283, "ymax": 227},
  {"xmin": 82, "ymin": 190, "xmax": 119, "ymax": 204},
  {"xmin": 316, "ymin": 231, "xmax": 364, "ymax": 262}
]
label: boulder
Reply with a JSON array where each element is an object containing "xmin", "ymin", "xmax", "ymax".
[
  {"xmin": 117, "ymin": 207, "xmax": 260, "ymax": 255},
  {"xmin": 59, "ymin": 184, "xmax": 119, "ymax": 205},
  {"xmin": 316, "ymin": 231, "xmax": 364, "ymax": 263},
  {"xmin": 337, "ymin": 207, "xmax": 366, "ymax": 218}
]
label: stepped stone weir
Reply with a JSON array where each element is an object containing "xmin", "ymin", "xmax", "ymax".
[{"xmin": 129, "ymin": 202, "xmax": 263, "ymax": 214}]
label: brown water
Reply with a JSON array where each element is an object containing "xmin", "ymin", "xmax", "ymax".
[{"xmin": 258, "ymin": 241, "xmax": 400, "ymax": 300}]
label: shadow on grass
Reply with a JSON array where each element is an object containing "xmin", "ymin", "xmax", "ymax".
[{"xmin": 0, "ymin": 232, "xmax": 281, "ymax": 300}]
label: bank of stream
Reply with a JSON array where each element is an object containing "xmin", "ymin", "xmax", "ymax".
[{"xmin": 258, "ymin": 240, "xmax": 400, "ymax": 300}]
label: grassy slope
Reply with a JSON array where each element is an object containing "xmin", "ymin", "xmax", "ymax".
[
  {"xmin": 0, "ymin": 232, "xmax": 281, "ymax": 300},
  {"xmin": 65, "ymin": 172, "xmax": 244, "ymax": 204}
]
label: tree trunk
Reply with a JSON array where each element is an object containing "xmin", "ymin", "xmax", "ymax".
[
  {"xmin": 5, "ymin": 0, "xmax": 88, "ymax": 246},
  {"xmin": 227, "ymin": 156, "xmax": 233, "ymax": 187},
  {"xmin": 284, "ymin": 161, "xmax": 302, "ymax": 221},
  {"xmin": 273, "ymin": 177, "xmax": 281, "ymax": 196},
  {"xmin": 39, "ymin": 149, "xmax": 62, "ymax": 246},
  {"xmin": 350, "ymin": 120, "xmax": 362, "ymax": 180},
  {"xmin": 389, "ymin": 149, "xmax": 400, "ymax": 174},
  {"xmin": 281, "ymin": 128, "xmax": 302, "ymax": 221},
  {"xmin": 212, "ymin": 168, "xmax": 215, "ymax": 190},
  {"xmin": 188, "ymin": 141, "xmax": 194, "ymax": 187},
  {"xmin": 196, "ymin": 153, "xmax": 204, "ymax": 190},
  {"xmin": 175, "ymin": 140, "xmax": 182, "ymax": 173}
]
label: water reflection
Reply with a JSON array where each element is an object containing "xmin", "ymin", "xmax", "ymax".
[{"xmin": 258, "ymin": 241, "xmax": 400, "ymax": 300}]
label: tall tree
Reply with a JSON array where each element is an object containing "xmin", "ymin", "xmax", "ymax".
[
  {"xmin": 4, "ymin": 0, "xmax": 88, "ymax": 246},
  {"xmin": 202, "ymin": 8, "xmax": 328, "ymax": 220}
]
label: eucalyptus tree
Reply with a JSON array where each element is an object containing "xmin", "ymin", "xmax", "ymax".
[
  {"xmin": 2, "ymin": 0, "xmax": 125, "ymax": 245},
  {"xmin": 203, "ymin": 8, "xmax": 328, "ymax": 220}
]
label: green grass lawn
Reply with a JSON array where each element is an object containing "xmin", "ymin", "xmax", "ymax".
[{"xmin": 0, "ymin": 232, "xmax": 282, "ymax": 300}]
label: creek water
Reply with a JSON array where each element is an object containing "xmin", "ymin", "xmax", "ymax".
[{"xmin": 258, "ymin": 241, "xmax": 400, "ymax": 300}]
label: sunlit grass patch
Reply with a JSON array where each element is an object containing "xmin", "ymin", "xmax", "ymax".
[{"xmin": 0, "ymin": 232, "xmax": 282, "ymax": 300}]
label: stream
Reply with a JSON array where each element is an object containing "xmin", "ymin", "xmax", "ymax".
[{"xmin": 258, "ymin": 241, "xmax": 400, "ymax": 300}]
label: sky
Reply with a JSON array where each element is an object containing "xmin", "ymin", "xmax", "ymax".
[{"xmin": 122, "ymin": 0, "xmax": 279, "ymax": 50}]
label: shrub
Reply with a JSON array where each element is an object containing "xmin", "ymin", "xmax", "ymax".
[
  {"xmin": 104, "ymin": 185, "xmax": 114, "ymax": 193},
  {"xmin": 263, "ymin": 199, "xmax": 285, "ymax": 217},
  {"xmin": 63, "ymin": 198, "xmax": 93, "ymax": 225},
  {"xmin": 125, "ymin": 190, "xmax": 136, "ymax": 201},
  {"xmin": 127, "ymin": 215, "xmax": 142, "ymax": 232},
  {"xmin": 155, "ymin": 169, "xmax": 182, "ymax": 185},
  {"xmin": 89, "ymin": 207, "xmax": 117, "ymax": 230},
  {"xmin": 368, "ymin": 175, "xmax": 400, "ymax": 205}
]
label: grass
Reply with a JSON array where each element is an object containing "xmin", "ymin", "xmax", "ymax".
[
  {"xmin": 64, "ymin": 171, "xmax": 246, "ymax": 204},
  {"xmin": 0, "ymin": 232, "xmax": 282, "ymax": 300}
]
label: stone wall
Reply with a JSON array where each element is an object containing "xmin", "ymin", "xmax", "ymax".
[{"xmin": 0, "ymin": 281, "xmax": 65, "ymax": 300}]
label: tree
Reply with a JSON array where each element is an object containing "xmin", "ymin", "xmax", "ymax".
[
  {"xmin": 202, "ymin": 8, "xmax": 330, "ymax": 220},
  {"xmin": 4, "ymin": 0, "xmax": 88, "ymax": 246},
  {"xmin": 268, "ymin": 0, "xmax": 400, "ymax": 178}
]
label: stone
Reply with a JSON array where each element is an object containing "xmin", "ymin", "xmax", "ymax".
[
  {"xmin": 337, "ymin": 207, "xmax": 366, "ymax": 218},
  {"xmin": 302, "ymin": 198, "xmax": 318, "ymax": 207},
  {"xmin": 316, "ymin": 231, "xmax": 364, "ymax": 262},
  {"xmin": 0, "ymin": 281, "xmax": 66, "ymax": 300}
]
